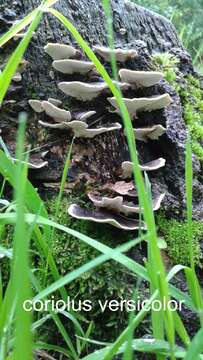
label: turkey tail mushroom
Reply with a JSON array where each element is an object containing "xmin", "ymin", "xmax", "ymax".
[
  {"xmin": 93, "ymin": 46, "xmax": 138, "ymax": 62},
  {"xmin": 68, "ymin": 204, "xmax": 146, "ymax": 231},
  {"xmin": 133, "ymin": 125, "xmax": 166, "ymax": 142},
  {"xmin": 119, "ymin": 69, "xmax": 163, "ymax": 87},
  {"xmin": 52, "ymin": 59, "xmax": 95, "ymax": 74},
  {"xmin": 47, "ymin": 98, "xmax": 62, "ymax": 107},
  {"xmin": 109, "ymin": 181, "xmax": 137, "ymax": 197},
  {"xmin": 87, "ymin": 192, "xmax": 165, "ymax": 215},
  {"xmin": 107, "ymin": 94, "xmax": 172, "ymax": 117},
  {"xmin": 58, "ymin": 81, "xmax": 108, "ymax": 101},
  {"xmin": 121, "ymin": 158, "xmax": 166, "ymax": 178},
  {"xmin": 44, "ymin": 43, "xmax": 79, "ymax": 60},
  {"xmin": 28, "ymin": 99, "xmax": 44, "ymax": 113},
  {"xmin": 39, "ymin": 120, "xmax": 122, "ymax": 138},
  {"xmin": 41, "ymin": 101, "xmax": 72, "ymax": 122}
]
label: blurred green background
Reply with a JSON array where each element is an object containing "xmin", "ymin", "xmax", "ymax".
[{"xmin": 133, "ymin": 0, "xmax": 203, "ymax": 72}]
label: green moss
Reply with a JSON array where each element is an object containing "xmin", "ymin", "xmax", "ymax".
[
  {"xmin": 180, "ymin": 75, "xmax": 203, "ymax": 161},
  {"xmin": 157, "ymin": 214, "xmax": 203, "ymax": 266},
  {"xmin": 151, "ymin": 54, "xmax": 203, "ymax": 160},
  {"xmin": 151, "ymin": 52, "xmax": 179, "ymax": 84}
]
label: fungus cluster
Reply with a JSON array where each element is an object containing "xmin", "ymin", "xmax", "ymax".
[{"xmin": 28, "ymin": 42, "xmax": 171, "ymax": 230}]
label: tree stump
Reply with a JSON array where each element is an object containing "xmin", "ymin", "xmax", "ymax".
[{"xmin": 0, "ymin": 0, "xmax": 202, "ymax": 220}]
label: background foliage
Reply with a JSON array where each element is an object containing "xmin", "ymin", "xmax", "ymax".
[{"xmin": 134, "ymin": 0, "xmax": 203, "ymax": 72}]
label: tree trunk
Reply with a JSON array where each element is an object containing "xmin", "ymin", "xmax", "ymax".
[{"xmin": 0, "ymin": 0, "xmax": 202, "ymax": 219}]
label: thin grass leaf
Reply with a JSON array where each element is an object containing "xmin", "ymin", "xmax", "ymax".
[
  {"xmin": 172, "ymin": 312, "xmax": 190, "ymax": 347},
  {"xmin": 0, "ymin": 271, "xmax": 3, "ymax": 312},
  {"xmin": 43, "ymin": 138, "xmax": 74, "ymax": 287},
  {"xmin": 184, "ymin": 327, "xmax": 203, "ymax": 360},
  {"xmin": 185, "ymin": 138, "xmax": 194, "ymax": 270},
  {"xmin": 0, "ymin": 0, "xmax": 59, "ymax": 47},
  {"xmin": 0, "ymin": 7, "xmax": 44, "ymax": 104},
  {"xmin": 10, "ymin": 114, "xmax": 32, "ymax": 360},
  {"xmin": 184, "ymin": 268, "xmax": 203, "ymax": 326},
  {"xmin": 122, "ymin": 284, "xmax": 141, "ymax": 360},
  {"xmin": 29, "ymin": 272, "xmax": 78, "ymax": 359},
  {"xmin": 0, "ymin": 151, "xmax": 49, "ymax": 235},
  {"xmin": 81, "ymin": 339, "xmax": 186, "ymax": 360},
  {"xmin": 34, "ymin": 342, "xmax": 71, "ymax": 358},
  {"xmin": 0, "ymin": 9, "xmax": 38, "ymax": 47}
]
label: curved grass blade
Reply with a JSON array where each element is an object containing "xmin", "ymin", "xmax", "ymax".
[{"xmin": 184, "ymin": 327, "xmax": 203, "ymax": 360}]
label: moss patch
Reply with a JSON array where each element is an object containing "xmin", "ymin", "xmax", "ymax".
[
  {"xmin": 151, "ymin": 53, "xmax": 203, "ymax": 160},
  {"xmin": 157, "ymin": 213, "xmax": 203, "ymax": 266}
]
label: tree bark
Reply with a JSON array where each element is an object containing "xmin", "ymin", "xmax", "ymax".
[{"xmin": 0, "ymin": 0, "xmax": 202, "ymax": 219}]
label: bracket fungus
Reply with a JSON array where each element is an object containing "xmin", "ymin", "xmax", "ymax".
[
  {"xmin": 119, "ymin": 69, "xmax": 163, "ymax": 87},
  {"xmin": 93, "ymin": 46, "xmax": 137, "ymax": 62},
  {"xmin": 121, "ymin": 158, "xmax": 166, "ymax": 178},
  {"xmin": 39, "ymin": 120, "xmax": 122, "ymax": 138},
  {"xmin": 12, "ymin": 72, "xmax": 22, "ymax": 82},
  {"xmin": 68, "ymin": 204, "xmax": 146, "ymax": 231},
  {"xmin": 28, "ymin": 99, "xmax": 44, "ymax": 113},
  {"xmin": 41, "ymin": 101, "xmax": 71, "ymax": 122},
  {"xmin": 87, "ymin": 191, "xmax": 165, "ymax": 215},
  {"xmin": 74, "ymin": 111, "xmax": 96, "ymax": 121},
  {"xmin": 109, "ymin": 180, "xmax": 137, "ymax": 197},
  {"xmin": 58, "ymin": 81, "xmax": 108, "ymax": 101},
  {"xmin": 58, "ymin": 81, "xmax": 129, "ymax": 101},
  {"xmin": 44, "ymin": 43, "xmax": 78, "ymax": 60},
  {"xmin": 48, "ymin": 98, "xmax": 62, "ymax": 107},
  {"xmin": 108, "ymin": 94, "xmax": 172, "ymax": 116},
  {"xmin": 52, "ymin": 59, "xmax": 95, "ymax": 75},
  {"xmin": 134, "ymin": 125, "xmax": 166, "ymax": 142}
]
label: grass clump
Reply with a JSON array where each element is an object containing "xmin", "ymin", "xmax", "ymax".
[{"xmin": 157, "ymin": 214, "xmax": 203, "ymax": 266}]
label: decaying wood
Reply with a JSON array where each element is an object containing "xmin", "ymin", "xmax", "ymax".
[{"xmin": 0, "ymin": 0, "xmax": 202, "ymax": 219}]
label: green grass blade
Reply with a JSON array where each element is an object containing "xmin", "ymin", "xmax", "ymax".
[
  {"xmin": 43, "ymin": 138, "xmax": 74, "ymax": 285},
  {"xmin": 0, "ymin": 150, "xmax": 49, "ymax": 237},
  {"xmin": 172, "ymin": 311, "xmax": 190, "ymax": 347},
  {"xmin": 0, "ymin": 0, "xmax": 58, "ymax": 48},
  {"xmin": 0, "ymin": 150, "xmax": 70, "ymax": 301},
  {"xmin": 185, "ymin": 138, "xmax": 194, "ymax": 270},
  {"xmin": 29, "ymin": 272, "xmax": 79, "ymax": 359},
  {"xmin": 52, "ymin": 138, "xmax": 74, "ymax": 228},
  {"xmin": 184, "ymin": 268, "xmax": 203, "ymax": 326},
  {"xmin": 0, "ymin": 9, "xmax": 38, "ymax": 47},
  {"xmin": 82, "ymin": 339, "xmax": 186, "ymax": 360},
  {"xmin": 0, "ymin": 7, "xmax": 44, "ymax": 104},
  {"xmin": 34, "ymin": 342, "xmax": 71, "ymax": 358},
  {"xmin": 184, "ymin": 327, "xmax": 203, "ymax": 360},
  {"xmin": 10, "ymin": 114, "xmax": 32, "ymax": 360}
]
